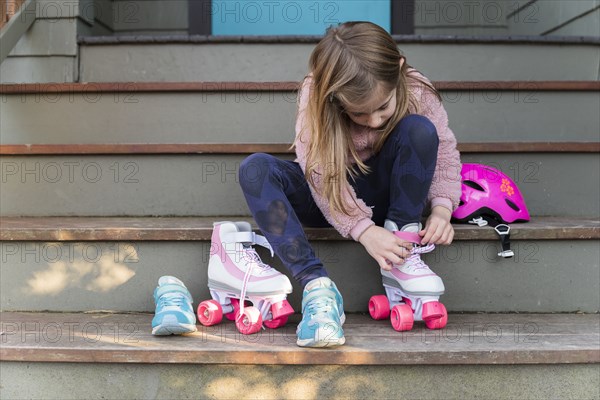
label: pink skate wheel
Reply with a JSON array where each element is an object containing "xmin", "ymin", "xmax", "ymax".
[
  {"xmin": 235, "ymin": 306, "xmax": 263, "ymax": 335},
  {"xmin": 391, "ymin": 304, "xmax": 414, "ymax": 332},
  {"xmin": 263, "ymin": 315, "xmax": 289, "ymax": 329},
  {"xmin": 369, "ymin": 295, "xmax": 391, "ymax": 320},
  {"xmin": 271, "ymin": 300, "xmax": 294, "ymax": 320},
  {"xmin": 197, "ymin": 300, "xmax": 223, "ymax": 326},
  {"xmin": 224, "ymin": 298, "xmax": 241, "ymax": 321},
  {"xmin": 422, "ymin": 301, "xmax": 444, "ymax": 321},
  {"xmin": 424, "ymin": 302, "xmax": 448, "ymax": 330}
]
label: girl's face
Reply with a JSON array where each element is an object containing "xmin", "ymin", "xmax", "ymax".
[{"xmin": 343, "ymin": 84, "xmax": 397, "ymax": 129}]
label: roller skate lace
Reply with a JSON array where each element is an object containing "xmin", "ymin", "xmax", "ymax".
[{"xmin": 403, "ymin": 243, "xmax": 436, "ymax": 272}]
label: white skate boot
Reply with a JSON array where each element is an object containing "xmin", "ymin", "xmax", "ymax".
[
  {"xmin": 369, "ymin": 220, "xmax": 448, "ymax": 331},
  {"xmin": 197, "ymin": 221, "xmax": 294, "ymax": 335}
]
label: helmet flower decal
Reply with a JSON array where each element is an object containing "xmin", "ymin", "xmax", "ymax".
[{"xmin": 500, "ymin": 178, "xmax": 515, "ymax": 196}]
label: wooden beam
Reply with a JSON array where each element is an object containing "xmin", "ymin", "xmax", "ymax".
[
  {"xmin": 1, "ymin": 81, "xmax": 598, "ymax": 94},
  {"xmin": 0, "ymin": 0, "xmax": 36, "ymax": 63},
  {"xmin": 0, "ymin": 0, "xmax": 25, "ymax": 29},
  {"xmin": 0, "ymin": 312, "xmax": 598, "ymax": 365},
  {"xmin": 0, "ymin": 216, "xmax": 597, "ymax": 241},
  {"xmin": 1, "ymin": 142, "xmax": 598, "ymax": 155}
]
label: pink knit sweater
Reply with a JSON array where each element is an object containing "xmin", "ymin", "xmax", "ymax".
[{"xmin": 294, "ymin": 69, "xmax": 462, "ymax": 241}]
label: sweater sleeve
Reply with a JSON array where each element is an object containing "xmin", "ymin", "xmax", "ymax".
[
  {"xmin": 294, "ymin": 76, "xmax": 375, "ymax": 241},
  {"xmin": 411, "ymin": 72, "xmax": 463, "ymax": 212}
]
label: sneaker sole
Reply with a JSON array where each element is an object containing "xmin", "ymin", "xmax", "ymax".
[
  {"xmin": 152, "ymin": 315, "xmax": 197, "ymax": 336},
  {"xmin": 296, "ymin": 336, "xmax": 346, "ymax": 348}
]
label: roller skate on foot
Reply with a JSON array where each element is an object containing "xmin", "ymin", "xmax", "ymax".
[
  {"xmin": 369, "ymin": 220, "xmax": 448, "ymax": 331},
  {"xmin": 297, "ymin": 277, "xmax": 346, "ymax": 348},
  {"xmin": 152, "ymin": 276, "xmax": 198, "ymax": 335},
  {"xmin": 197, "ymin": 221, "xmax": 294, "ymax": 335}
]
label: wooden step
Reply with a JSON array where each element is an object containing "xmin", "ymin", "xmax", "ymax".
[
  {"xmin": 2, "ymin": 82, "xmax": 597, "ymax": 144},
  {"xmin": 1, "ymin": 216, "xmax": 598, "ymax": 242},
  {"xmin": 2, "ymin": 81, "xmax": 599, "ymax": 93},
  {"xmin": 75, "ymin": 39, "xmax": 600, "ymax": 83},
  {"xmin": 1, "ymin": 153, "xmax": 597, "ymax": 218},
  {"xmin": 78, "ymin": 34, "xmax": 600, "ymax": 45},
  {"xmin": 1, "ymin": 142, "xmax": 599, "ymax": 155},
  {"xmin": 2, "ymin": 216, "xmax": 598, "ymax": 313},
  {"xmin": 1, "ymin": 312, "xmax": 598, "ymax": 365}
]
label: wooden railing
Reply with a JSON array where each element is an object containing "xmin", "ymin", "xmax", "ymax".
[
  {"xmin": 1, "ymin": 0, "xmax": 25, "ymax": 29},
  {"xmin": 0, "ymin": 0, "xmax": 36, "ymax": 63}
]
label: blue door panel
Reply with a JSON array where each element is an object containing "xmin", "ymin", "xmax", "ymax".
[{"xmin": 212, "ymin": 1, "xmax": 391, "ymax": 35}]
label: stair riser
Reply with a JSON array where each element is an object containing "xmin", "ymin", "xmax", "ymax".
[
  {"xmin": 1, "ymin": 154, "xmax": 598, "ymax": 217},
  {"xmin": 1, "ymin": 362, "xmax": 599, "ymax": 400},
  {"xmin": 78, "ymin": 43, "xmax": 600, "ymax": 82},
  {"xmin": 1, "ymin": 92, "xmax": 598, "ymax": 144},
  {"xmin": 1, "ymin": 239, "xmax": 597, "ymax": 313}
]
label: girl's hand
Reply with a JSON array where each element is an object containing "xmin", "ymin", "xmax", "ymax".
[
  {"xmin": 358, "ymin": 225, "xmax": 413, "ymax": 271},
  {"xmin": 420, "ymin": 206, "xmax": 454, "ymax": 245}
]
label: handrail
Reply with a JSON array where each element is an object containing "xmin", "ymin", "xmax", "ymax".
[
  {"xmin": 1, "ymin": 0, "xmax": 22, "ymax": 29},
  {"xmin": 0, "ymin": 0, "xmax": 36, "ymax": 64}
]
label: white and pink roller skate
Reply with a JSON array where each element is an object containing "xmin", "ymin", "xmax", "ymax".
[
  {"xmin": 197, "ymin": 221, "xmax": 294, "ymax": 335},
  {"xmin": 369, "ymin": 220, "xmax": 448, "ymax": 331}
]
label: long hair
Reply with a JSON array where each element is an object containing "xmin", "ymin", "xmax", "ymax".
[{"xmin": 297, "ymin": 21, "xmax": 441, "ymax": 218}]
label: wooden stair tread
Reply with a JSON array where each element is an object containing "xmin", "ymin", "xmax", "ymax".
[
  {"xmin": 1, "ymin": 142, "xmax": 598, "ymax": 155},
  {"xmin": 0, "ymin": 312, "xmax": 597, "ymax": 365},
  {"xmin": 77, "ymin": 34, "xmax": 600, "ymax": 45},
  {"xmin": 1, "ymin": 81, "xmax": 599, "ymax": 93},
  {"xmin": 0, "ymin": 216, "xmax": 598, "ymax": 241}
]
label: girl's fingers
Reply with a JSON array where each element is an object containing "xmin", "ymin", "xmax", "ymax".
[
  {"xmin": 420, "ymin": 224, "xmax": 435, "ymax": 244},
  {"xmin": 447, "ymin": 228, "xmax": 455, "ymax": 244},
  {"xmin": 441, "ymin": 224, "xmax": 455, "ymax": 245},
  {"xmin": 377, "ymin": 249, "xmax": 409, "ymax": 271},
  {"xmin": 418, "ymin": 220, "xmax": 456, "ymax": 245},
  {"xmin": 395, "ymin": 239, "xmax": 413, "ymax": 251},
  {"xmin": 435, "ymin": 224, "xmax": 448, "ymax": 244},
  {"xmin": 379, "ymin": 258, "xmax": 392, "ymax": 271},
  {"xmin": 379, "ymin": 253, "xmax": 404, "ymax": 270},
  {"xmin": 388, "ymin": 251, "xmax": 405, "ymax": 265},
  {"xmin": 424, "ymin": 223, "xmax": 442, "ymax": 245},
  {"xmin": 443, "ymin": 226, "xmax": 454, "ymax": 245}
]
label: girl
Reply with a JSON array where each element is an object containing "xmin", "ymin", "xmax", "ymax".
[{"xmin": 239, "ymin": 21, "xmax": 462, "ymax": 347}]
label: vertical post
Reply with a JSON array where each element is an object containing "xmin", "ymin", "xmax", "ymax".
[
  {"xmin": 189, "ymin": 0, "xmax": 211, "ymax": 35},
  {"xmin": 392, "ymin": 0, "xmax": 415, "ymax": 34},
  {"xmin": 1, "ymin": 0, "xmax": 26, "ymax": 29}
]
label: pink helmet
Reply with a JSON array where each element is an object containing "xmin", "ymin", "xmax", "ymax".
[{"xmin": 452, "ymin": 163, "xmax": 530, "ymax": 224}]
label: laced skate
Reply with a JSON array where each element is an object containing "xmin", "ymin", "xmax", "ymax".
[
  {"xmin": 197, "ymin": 221, "xmax": 294, "ymax": 335},
  {"xmin": 369, "ymin": 220, "xmax": 448, "ymax": 331}
]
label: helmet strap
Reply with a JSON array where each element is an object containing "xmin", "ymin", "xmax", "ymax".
[{"xmin": 469, "ymin": 217, "xmax": 514, "ymax": 258}]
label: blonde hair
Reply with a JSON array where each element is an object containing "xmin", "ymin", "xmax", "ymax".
[{"xmin": 297, "ymin": 21, "xmax": 441, "ymax": 219}]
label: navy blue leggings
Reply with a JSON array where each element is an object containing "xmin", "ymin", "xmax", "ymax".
[{"xmin": 239, "ymin": 114, "xmax": 439, "ymax": 288}]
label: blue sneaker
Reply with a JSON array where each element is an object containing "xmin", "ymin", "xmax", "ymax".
[
  {"xmin": 297, "ymin": 277, "xmax": 346, "ymax": 347},
  {"xmin": 152, "ymin": 276, "xmax": 197, "ymax": 335}
]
